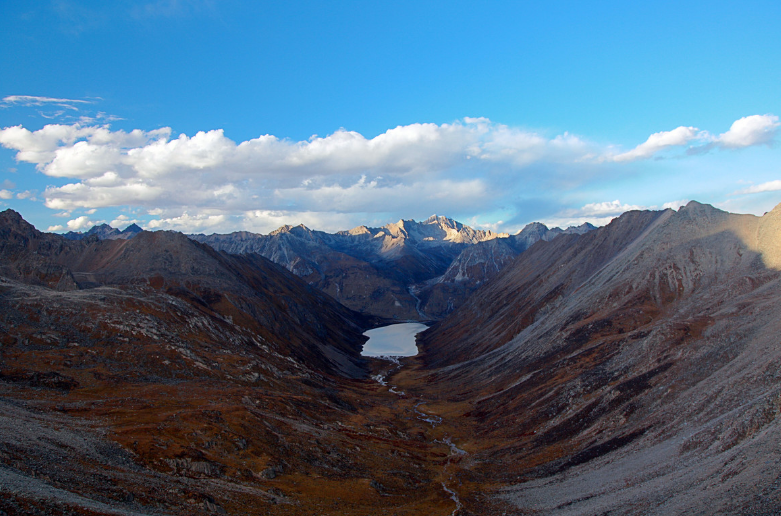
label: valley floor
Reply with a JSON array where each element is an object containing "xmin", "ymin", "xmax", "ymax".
[{"xmin": 0, "ymin": 356, "xmax": 512, "ymax": 516}]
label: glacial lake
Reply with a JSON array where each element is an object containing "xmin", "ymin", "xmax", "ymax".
[{"xmin": 362, "ymin": 323, "xmax": 429, "ymax": 356}]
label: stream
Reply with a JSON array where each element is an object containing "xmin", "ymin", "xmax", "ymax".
[{"xmin": 364, "ymin": 324, "xmax": 466, "ymax": 515}]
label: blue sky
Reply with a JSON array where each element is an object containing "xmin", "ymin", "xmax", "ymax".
[{"xmin": 1, "ymin": 0, "xmax": 779, "ymax": 235}]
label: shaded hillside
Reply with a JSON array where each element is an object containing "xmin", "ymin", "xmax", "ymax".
[
  {"xmin": 414, "ymin": 201, "xmax": 781, "ymax": 514},
  {"xmin": 0, "ymin": 209, "xmax": 369, "ymax": 377},
  {"xmin": 0, "ymin": 209, "xmax": 500, "ymax": 516}
]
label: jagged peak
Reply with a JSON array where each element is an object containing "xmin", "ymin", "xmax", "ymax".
[
  {"xmin": 676, "ymin": 200, "xmax": 727, "ymax": 220},
  {"xmin": 270, "ymin": 224, "xmax": 293, "ymax": 235},
  {"xmin": 516, "ymin": 221, "xmax": 549, "ymax": 235},
  {"xmin": 422, "ymin": 214, "xmax": 462, "ymax": 230},
  {"xmin": 346, "ymin": 225, "xmax": 370, "ymax": 236},
  {"xmin": 122, "ymin": 223, "xmax": 143, "ymax": 234},
  {"xmin": 0, "ymin": 208, "xmax": 23, "ymax": 220},
  {"xmin": 0, "ymin": 209, "xmax": 37, "ymax": 234},
  {"xmin": 270, "ymin": 223, "xmax": 312, "ymax": 236}
]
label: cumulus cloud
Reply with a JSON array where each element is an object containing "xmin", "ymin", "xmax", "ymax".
[
  {"xmin": 612, "ymin": 126, "xmax": 701, "ymax": 162},
  {"xmin": 661, "ymin": 199, "xmax": 689, "ymax": 210},
  {"xmin": 146, "ymin": 211, "xmax": 229, "ymax": 232},
  {"xmin": 577, "ymin": 200, "xmax": 646, "ymax": 216},
  {"xmin": 64, "ymin": 215, "xmax": 97, "ymax": 231},
  {"xmin": 714, "ymin": 115, "xmax": 779, "ymax": 149},
  {"xmin": 613, "ymin": 114, "xmax": 779, "ymax": 162},
  {"xmin": 0, "ymin": 189, "xmax": 13, "ymax": 200},
  {"xmin": 733, "ymin": 180, "xmax": 781, "ymax": 195},
  {"xmin": 540, "ymin": 199, "xmax": 689, "ymax": 229},
  {"xmin": 16, "ymin": 191, "xmax": 36, "ymax": 200},
  {"xmin": 0, "ymin": 119, "xmax": 596, "ymax": 226},
  {"xmin": 109, "ymin": 214, "xmax": 143, "ymax": 228},
  {"xmin": 0, "ymin": 114, "xmax": 777, "ymax": 234}
]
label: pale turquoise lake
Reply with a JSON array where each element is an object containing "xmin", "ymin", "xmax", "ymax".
[{"xmin": 361, "ymin": 323, "xmax": 428, "ymax": 356}]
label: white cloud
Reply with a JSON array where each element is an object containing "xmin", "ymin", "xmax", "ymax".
[
  {"xmin": 65, "ymin": 215, "xmax": 97, "ymax": 231},
  {"xmin": 47, "ymin": 225, "xmax": 65, "ymax": 232},
  {"xmin": 146, "ymin": 211, "xmax": 229, "ymax": 232},
  {"xmin": 540, "ymin": 199, "xmax": 688, "ymax": 229},
  {"xmin": 733, "ymin": 179, "xmax": 781, "ymax": 195},
  {"xmin": 16, "ymin": 191, "xmax": 35, "ymax": 200},
  {"xmin": 578, "ymin": 200, "xmax": 646, "ymax": 216},
  {"xmin": 0, "ymin": 114, "xmax": 777, "ymax": 233},
  {"xmin": 714, "ymin": 115, "xmax": 779, "ymax": 149},
  {"xmin": 0, "ymin": 119, "xmax": 595, "ymax": 221},
  {"xmin": 0, "ymin": 124, "xmax": 94, "ymax": 163},
  {"xmin": 110, "ymin": 214, "xmax": 143, "ymax": 228},
  {"xmin": 2, "ymin": 95, "xmax": 92, "ymax": 109},
  {"xmin": 661, "ymin": 199, "xmax": 689, "ymax": 210},
  {"xmin": 614, "ymin": 114, "xmax": 780, "ymax": 162},
  {"xmin": 0, "ymin": 190, "xmax": 13, "ymax": 199},
  {"xmin": 612, "ymin": 126, "xmax": 701, "ymax": 162}
]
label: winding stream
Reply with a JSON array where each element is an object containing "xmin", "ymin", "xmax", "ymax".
[{"xmin": 364, "ymin": 324, "xmax": 466, "ymax": 515}]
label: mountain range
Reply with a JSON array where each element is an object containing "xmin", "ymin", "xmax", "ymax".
[
  {"xmin": 67, "ymin": 214, "xmax": 594, "ymax": 320},
  {"xmin": 2, "ymin": 201, "xmax": 780, "ymax": 515}
]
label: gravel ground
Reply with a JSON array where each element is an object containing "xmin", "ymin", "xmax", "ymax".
[{"xmin": 0, "ymin": 397, "xmax": 164, "ymax": 516}]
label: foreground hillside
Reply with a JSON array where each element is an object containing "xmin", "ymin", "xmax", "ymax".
[
  {"xmin": 0, "ymin": 210, "xmax": 488, "ymax": 516},
  {"xmin": 411, "ymin": 201, "xmax": 781, "ymax": 514}
]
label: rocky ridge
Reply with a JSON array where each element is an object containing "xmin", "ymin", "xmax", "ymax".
[
  {"xmin": 64, "ymin": 223, "xmax": 143, "ymax": 241},
  {"xmin": 416, "ymin": 221, "xmax": 595, "ymax": 317}
]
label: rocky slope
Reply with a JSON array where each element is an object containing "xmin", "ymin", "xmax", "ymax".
[
  {"xmin": 413, "ymin": 201, "xmax": 781, "ymax": 514},
  {"xmin": 0, "ymin": 209, "xmax": 369, "ymax": 377}
]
